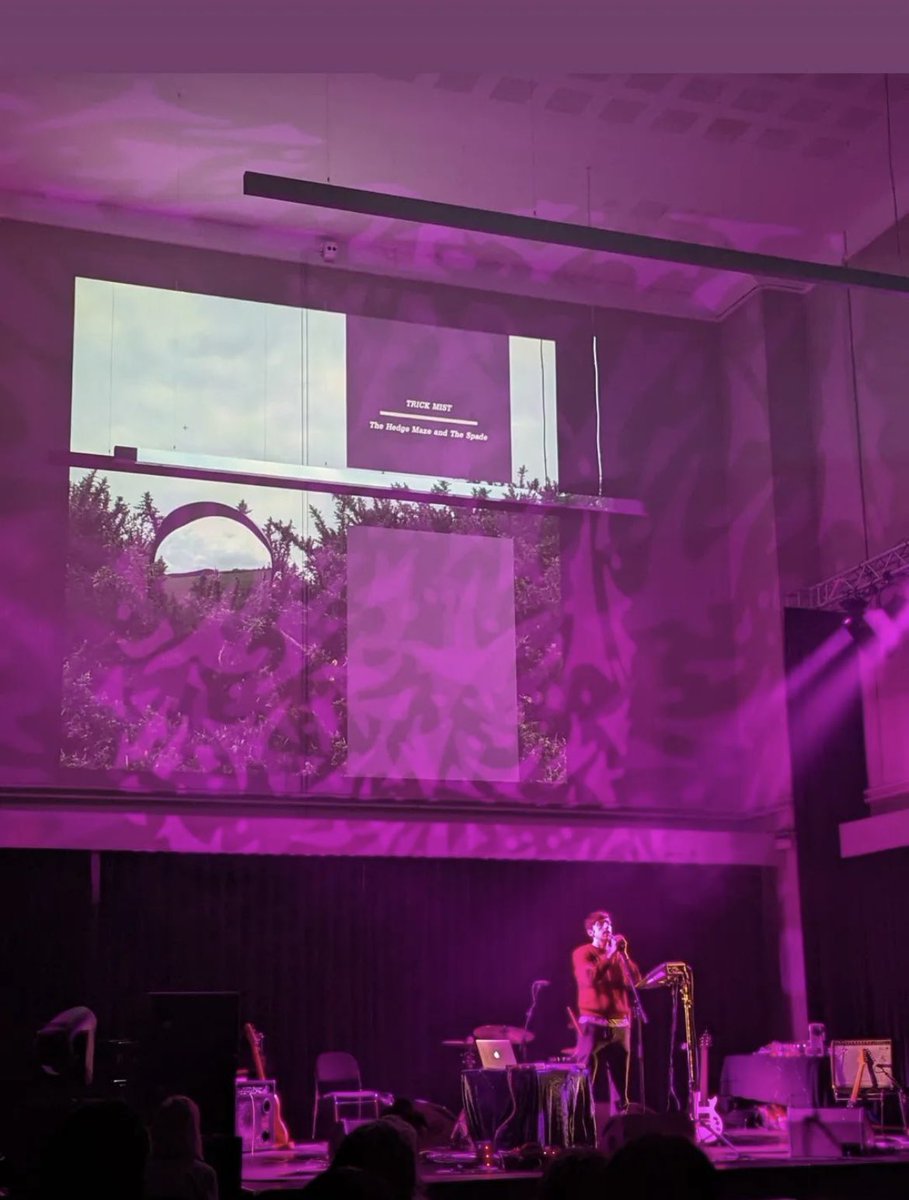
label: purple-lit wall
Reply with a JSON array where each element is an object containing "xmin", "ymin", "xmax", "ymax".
[
  {"xmin": 796, "ymin": 284, "xmax": 909, "ymax": 818},
  {"xmin": 0, "ymin": 217, "xmax": 792, "ymax": 821}
]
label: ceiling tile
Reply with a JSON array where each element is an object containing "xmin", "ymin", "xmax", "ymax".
[
  {"xmin": 755, "ymin": 127, "xmax": 800, "ymax": 151},
  {"xmin": 625, "ymin": 74, "xmax": 674, "ymax": 94},
  {"xmin": 489, "ymin": 78, "xmax": 537, "ymax": 104},
  {"xmin": 782, "ymin": 96, "xmax": 832, "ymax": 123},
  {"xmin": 837, "ymin": 106, "xmax": 882, "ymax": 132},
  {"xmin": 651, "ymin": 108, "xmax": 700, "ymax": 135},
  {"xmin": 731, "ymin": 87, "xmax": 778, "ymax": 114},
  {"xmin": 433, "ymin": 74, "xmax": 481, "ymax": 94},
  {"xmin": 680, "ymin": 77, "xmax": 726, "ymax": 104},
  {"xmin": 599, "ymin": 97, "xmax": 648, "ymax": 124},
  {"xmin": 705, "ymin": 117, "xmax": 750, "ymax": 142},
  {"xmin": 803, "ymin": 136, "xmax": 851, "ymax": 159},
  {"xmin": 545, "ymin": 87, "xmax": 591, "ymax": 116}
]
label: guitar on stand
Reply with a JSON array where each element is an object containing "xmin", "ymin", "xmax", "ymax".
[
  {"xmin": 690, "ymin": 1031, "xmax": 724, "ymax": 1145},
  {"xmin": 243, "ymin": 1022, "xmax": 293, "ymax": 1148}
]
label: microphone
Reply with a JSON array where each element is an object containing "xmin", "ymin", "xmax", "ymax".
[
  {"xmin": 613, "ymin": 935, "xmax": 628, "ymax": 954},
  {"xmin": 533, "ymin": 979, "xmax": 551, "ymax": 988}
]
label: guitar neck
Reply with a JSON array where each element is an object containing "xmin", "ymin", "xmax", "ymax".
[
  {"xmin": 848, "ymin": 1053, "xmax": 867, "ymax": 1105},
  {"xmin": 697, "ymin": 1033, "xmax": 712, "ymax": 1098},
  {"xmin": 244, "ymin": 1022, "xmax": 268, "ymax": 1080}
]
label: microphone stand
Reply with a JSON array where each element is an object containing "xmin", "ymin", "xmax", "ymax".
[
  {"xmin": 520, "ymin": 982, "xmax": 543, "ymax": 1063},
  {"xmin": 618, "ymin": 950, "xmax": 648, "ymax": 1110},
  {"xmin": 871, "ymin": 1061, "xmax": 908, "ymax": 1130}
]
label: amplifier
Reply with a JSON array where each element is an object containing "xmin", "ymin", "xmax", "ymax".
[
  {"xmin": 235, "ymin": 1079, "xmax": 277, "ymax": 1152},
  {"xmin": 829, "ymin": 1039, "xmax": 893, "ymax": 1094}
]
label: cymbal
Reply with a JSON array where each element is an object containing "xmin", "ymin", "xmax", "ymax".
[
  {"xmin": 441, "ymin": 1038, "xmax": 475, "ymax": 1047},
  {"xmin": 473, "ymin": 1024, "xmax": 535, "ymax": 1045}
]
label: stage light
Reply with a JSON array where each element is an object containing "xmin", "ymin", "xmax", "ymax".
[{"xmin": 842, "ymin": 596, "xmax": 875, "ymax": 647}]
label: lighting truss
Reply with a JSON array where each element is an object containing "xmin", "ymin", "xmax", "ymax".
[{"xmin": 784, "ymin": 539, "xmax": 909, "ymax": 611}]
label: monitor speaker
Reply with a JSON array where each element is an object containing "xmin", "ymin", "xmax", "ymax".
[
  {"xmin": 788, "ymin": 1106, "xmax": 874, "ymax": 1158},
  {"xmin": 235, "ymin": 1080, "xmax": 277, "ymax": 1152},
  {"xmin": 599, "ymin": 1110, "xmax": 694, "ymax": 1154},
  {"xmin": 143, "ymin": 992, "xmax": 239, "ymax": 1137}
]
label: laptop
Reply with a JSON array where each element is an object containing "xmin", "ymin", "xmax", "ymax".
[{"xmin": 475, "ymin": 1039, "xmax": 517, "ymax": 1069}]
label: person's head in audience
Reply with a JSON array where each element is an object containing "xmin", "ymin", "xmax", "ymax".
[
  {"xmin": 305, "ymin": 1165, "xmax": 393, "ymax": 1199},
  {"xmin": 332, "ymin": 1119, "xmax": 417, "ymax": 1200},
  {"xmin": 149, "ymin": 1094, "xmax": 204, "ymax": 1161},
  {"xmin": 40, "ymin": 1099, "xmax": 149, "ymax": 1200},
  {"xmin": 606, "ymin": 1133, "xmax": 718, "ymax": 1200},
  {"xmin": 540, "ymin": 1147, "xmax": 611, "ymax": 1200}
]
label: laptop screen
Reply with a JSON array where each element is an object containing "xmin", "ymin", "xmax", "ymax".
[{"xmin": 475, "ymin": 1038, "xmax": 517, "ymax": 1069}]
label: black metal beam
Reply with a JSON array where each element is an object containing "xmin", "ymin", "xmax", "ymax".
[
  {"xmin": 62, "ymin": 451, "xmax": 645, "ymax": 517},
  {"xmin": 244, "ymin": 171, "xmax": 909, "ymax": 295}
]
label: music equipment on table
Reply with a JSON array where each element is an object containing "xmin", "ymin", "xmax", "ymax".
[
  {"xmin": 243, "ymin": 1023, "xmax": 292, "ymax": 1148},
  {"xmin": 830, "ymin": 1039, "xmax": 893, "ymax": 1098},
  {"xmin": 690, "ymin": 1030, "xmax": 724, "ymax": 1143},
  {"xmin": 473, "ymin": 1024, "xmax": 535, "ymax": 1045},
  {"xmin": 788, "ymin": 1106, "xmax": 875, "ymax": 1158},
  {"xmin": 441, "ymin": 1038, "xmax": 479, "ymax": 1070},
  {"xmin": 638, "ymin": 962, "xmax": 690, "ymax": 989},
  {"xmin": 235, "ymin": 1079, "xmax": 277, "ymax": 1153}
]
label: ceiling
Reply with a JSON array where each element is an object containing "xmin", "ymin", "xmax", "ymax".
[{"xmin": 1, "ymin": 72, "xmax": 908, "ymax": 318}]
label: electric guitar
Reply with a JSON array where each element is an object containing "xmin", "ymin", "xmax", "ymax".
[
  {"xmin": 691, "ymin": 1030, "xmax": 724, "ymax": 1143},
  {"xmin": 846, "ymin": 1048, "xmax": 875, "ymax": 1108},
  {"xmin": 244, "ymin": 1021, "xmax": 293, "ymax": 1148}
]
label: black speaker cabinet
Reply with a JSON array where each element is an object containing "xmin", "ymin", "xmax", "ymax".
[
  {"xmin": 235, "ymin": 1080, "xmax": 277, "ymax": 1152},
  {"xmin": 788, "ymin": 1106, "xmax": 874, "ymax": 1158},
  {"xmin": 599, "ymin": 1110, "xmax": 694, "ymax": 1154},
  {"xmin": 143, "ymin": 992, "xmax": 239, "ymax": 1137}
]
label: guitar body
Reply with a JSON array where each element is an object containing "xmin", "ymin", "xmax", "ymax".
[
  {"xmin": 244, "ymin": 1022, "xmax": 293, "ymax": 1149},
  {"xmin": 692, "ymin": 1093, "xmax": 724, "ymax": 1143},
  {"xmin": 271, "ymin": 1093, "xmax": 292, "ymax": 1150}
]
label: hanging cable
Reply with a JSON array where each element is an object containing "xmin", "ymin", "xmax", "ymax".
[
  {"xmin": 587, "ymin": 165, "xmax": 604, "ymax": 496},
  {"xmin": 539, "ymin": 337, "xmax": 549, "ymax": 483},
  {"xmin": 884, "ymin": 74, "xmax": 903, "ymax": 264},
  {"xmin": 845, "ymin": 280, "xmax": 871, "ymax": 562}
]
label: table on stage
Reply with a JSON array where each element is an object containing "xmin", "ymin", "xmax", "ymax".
[
  {"xmin": 461, "ymin": 1062, "xmax": 595, "ymax": 1150},
  {"xmin": 720, "ymin": 1053, "xmax": 831, "ymax": 1108}
]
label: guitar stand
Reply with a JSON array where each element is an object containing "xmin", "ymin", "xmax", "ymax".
[
  {"xmin": 691, "ymin": 1109, "xmax": 740, "ymax": 1155},
  {"xmin": 674, "ymin": 968, "xmax": 741, "ymax": 1157}
]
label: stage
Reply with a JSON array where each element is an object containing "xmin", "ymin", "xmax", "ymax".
[{"xmin": 240, "ymin": 1129, "xmax": 909, "ymax": 1200}]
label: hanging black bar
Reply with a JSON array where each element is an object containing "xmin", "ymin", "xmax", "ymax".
[{"xmin": 244, "ymin": 171, "xmax": 909, "ymax": 295}]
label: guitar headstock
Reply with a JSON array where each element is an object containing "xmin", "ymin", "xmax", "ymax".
[{"xmin": 699, "ymin": 1029, "xmax": 713, "ymax": 1048}]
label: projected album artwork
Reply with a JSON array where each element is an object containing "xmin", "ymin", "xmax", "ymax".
[{"xmin": 62, "ymin": 279, "xmax": 566, "ymax": 797}]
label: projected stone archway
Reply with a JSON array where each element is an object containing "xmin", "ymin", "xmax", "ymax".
[{"xmin": 150, "ymin": 500, "xmax": 276, "ymax": 573}]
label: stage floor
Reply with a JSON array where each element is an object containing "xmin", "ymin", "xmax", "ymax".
[{"xmin": 241, "ymin": 1129, "xmax": 909, "ymax": 1200}]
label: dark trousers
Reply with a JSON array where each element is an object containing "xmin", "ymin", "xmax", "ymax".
[{"xmin": 572, "ymin": 1020, "xmax": 631, "ymax": 1113}]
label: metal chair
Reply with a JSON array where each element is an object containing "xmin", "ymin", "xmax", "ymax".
[{"xmin": 311, "ymin": 1050, "xmax": 393, "ymax": 1139}]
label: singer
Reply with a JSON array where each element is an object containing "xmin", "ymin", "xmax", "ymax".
[{"xmin": 570, "ymin": 910, "xmax": 641, "ymax": 1115}]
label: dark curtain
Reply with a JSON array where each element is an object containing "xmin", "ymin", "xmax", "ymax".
[
  {"xmin": 785, "ymin": 607, "xmax": 909, "ymax": 1081},
  {"xmin": 0, "ymin": 848, "xmax": 780, "ymax": 1132}
]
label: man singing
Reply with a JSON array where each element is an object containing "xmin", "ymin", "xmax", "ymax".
[{"xmin": 571, "ymin": 910, "xmax": 641, "ymax": 1114}]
